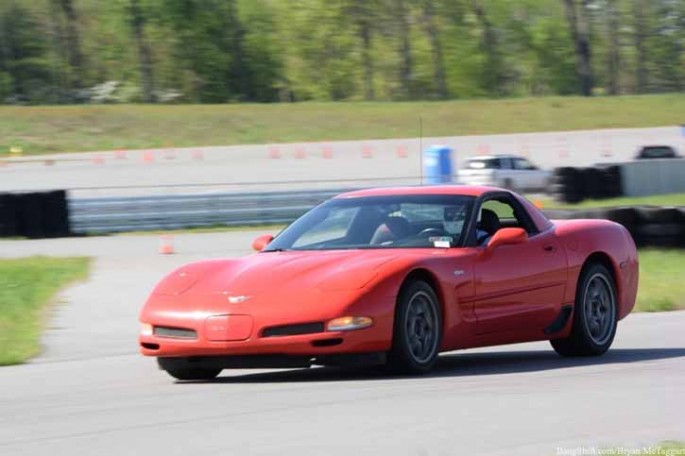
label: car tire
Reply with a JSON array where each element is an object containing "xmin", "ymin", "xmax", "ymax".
[
  {"xmin": 387, "ymin": 280, "xmax": 442, "ymax": 374},
  {"xmin": 550, "ymin": 263, "xmax": 617, "ymax": 357},
  {"xmin": 158, "ymin": 358, "xmax": 222, "ymax": 381}
]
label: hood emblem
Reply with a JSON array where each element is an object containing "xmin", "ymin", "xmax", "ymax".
[{"xmin": 227, "ymin": 295, "xmax": 251, "ymax": 304}]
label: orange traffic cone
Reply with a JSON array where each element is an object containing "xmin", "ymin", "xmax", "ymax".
[
  {"xmin": 143, "ymin": 150, "xmax": 155, "ymax": 164},
  {"xmin": 159, "ymin": 234, "xmax": 175, "ymax": 255},
  {"xmin": 294, "ymin": 148, "xmax": 306, "ymax": 159},
  {"xmin": 322, "ymin": 146, "xmax": 333, "ymax": 159},
  {"xmin": 396, "ymin": 146, "xmax": 408, "ymax": 158},
  {"xmin": 268, "ymin": 147, "xmax": 281, "ymax": 159},
  {"xmin": 362, "ymin": 145, "xmax": 373, "ymax": 159}
]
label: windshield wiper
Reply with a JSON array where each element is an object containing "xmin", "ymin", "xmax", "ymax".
[{"xmin": 261, "ymin": 248, "xmax": 288, "ymax": 252}]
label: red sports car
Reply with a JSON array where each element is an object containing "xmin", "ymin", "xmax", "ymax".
[{"xmin": 139, "ymin": 186, "xmax": 638, "ymax": 380}]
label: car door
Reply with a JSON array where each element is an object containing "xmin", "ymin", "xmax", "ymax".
[
  {"xmin": 473, "ymin": 197, "xmax": 567, "ymax": 334},
  {"xmin": 512, "ymin": 157, "xmax": 538, "ymax": 191}
]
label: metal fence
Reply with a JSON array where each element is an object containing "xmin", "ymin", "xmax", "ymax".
[{"xmin": 68, "ymin": 188, "xmax": 352, "ymax": 234}]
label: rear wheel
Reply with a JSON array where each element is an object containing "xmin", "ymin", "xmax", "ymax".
[
  {"xmin": 551, "ymin": 263, "xmax": 617, "ymax": 357},
  {"xmin": 387, "ymin": 280, "xmax": 442, "ymax": 374},
  {"xmin": 158, "ymin": 358, "xmax": 222, "ymax": 381}
]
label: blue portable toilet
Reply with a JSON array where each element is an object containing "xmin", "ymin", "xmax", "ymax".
[{"xmin": 423, "ymin": 145, "xmax": 453, "ymax": 184}]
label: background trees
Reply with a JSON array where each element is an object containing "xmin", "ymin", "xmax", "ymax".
[{"xmin": 0, "ymin": 0, "xmax": 682, "ymax": 104}]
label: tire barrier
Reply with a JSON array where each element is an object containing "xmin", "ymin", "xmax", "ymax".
[
  {"xmin": 0, "ymin": 193, "xmax": 18, "ymax": 237},
  {"xmin": 0, "ymin": 191, "xmax": 71, "ymax": 239},
  {"xmin": 551, "ymin": 167, "xmax": 583, "ymax": 204},
  {"xmin": 552, "ymin": 165, "xmax": 623, "ymax": 204},
  {"xmin": 544, "ymin": 206, "xmax": 685, "ymax": 248}
]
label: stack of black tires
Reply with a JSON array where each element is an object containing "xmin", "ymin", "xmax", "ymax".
[
  {"xmin": 544, "ymin": 206, "xmax": 685, "ymax": 248},
  {"xmin": 0, "ymin": 191, "xmax": 71, "ymax": 239},
  {"xmin": 552, "ymin": 166, "xmax": 623, "ymax": 204}
]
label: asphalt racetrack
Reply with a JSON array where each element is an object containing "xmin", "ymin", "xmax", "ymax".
[
  {"xmin": 1, "ymin": 231, "xmax": 684, "ymax": 455},
  {"xmin": 1, "ymin": 126, "xmax": 681, "ymax": 196}
]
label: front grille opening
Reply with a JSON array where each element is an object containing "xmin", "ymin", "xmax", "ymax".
[
  {"xmin": 262, "ymin": 322, "xmax": 325, "ymax": 337},
  {"xmin": 153, "ymin": 326, "xmax": 197, "ymax": 339},
  {"xmin": 311, "ymin": 338, "xmax": 343, "ymax": 347},
  {"xmin": 141, "ymin": 342, "xmax": 160, "ymax": 350}
]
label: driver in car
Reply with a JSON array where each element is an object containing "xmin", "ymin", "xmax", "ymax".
[{"xmin": 442, "ymin": 206, "xmax": 489, "ymax": 245}]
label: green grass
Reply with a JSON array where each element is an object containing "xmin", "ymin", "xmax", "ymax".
[
  {"xmin": 1, "ymin": 94, "xmax": 685, "ymax": 155},
  {"xmin": 539, "ymin": 193, "xmax": 685, "ymax": 210},
  {"xmin": 636, "ymin": 249, "xmax": 685, "ymax": 312},
  {"xmin": 0, "ymin": 257, "xmax": 90, "ymax": 365}
]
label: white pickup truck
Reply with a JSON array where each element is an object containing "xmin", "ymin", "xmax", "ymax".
[{"xmin": 458, "ymin": 154, "xmax": 551, "ymax": 192}]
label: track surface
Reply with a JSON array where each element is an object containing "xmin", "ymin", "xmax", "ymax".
[
  {"xmin": 1, "ymin": 126, "xmax": 681, "ymax": 196},
  {"xmin": 1, "ymin": 232, "xmax": 684, "ymax": 455}
]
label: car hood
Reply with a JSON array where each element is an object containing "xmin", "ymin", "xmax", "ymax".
[{"xmin": 153, "ymin": 250, "xmax": 401, "ymax": 297}]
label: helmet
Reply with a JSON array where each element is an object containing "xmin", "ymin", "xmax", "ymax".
[{"xmin": 443, "ymin": 206, "xmax": 465, "ymax": 235}]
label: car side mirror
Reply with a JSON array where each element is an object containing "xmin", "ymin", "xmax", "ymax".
[
  {"xmin": 252, "ymin": 234, "xmax": 274, "ymax": 252},
  {"xmin": 485, "ymin": 228, "xmax": 527, "ymax": 253}
]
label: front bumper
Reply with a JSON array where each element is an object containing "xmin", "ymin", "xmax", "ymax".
[
  {"xmin": 139, "ymin": 296, "xmax": 394, "ymax": 358},
  {"xmin": 139, "ymin": 324, "xmax": 388, "ymax": 358}
]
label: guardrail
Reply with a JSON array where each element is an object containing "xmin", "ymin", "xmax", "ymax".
[
  {"xmin": 3, "ymin": 187, "xmax": 684, "ymax": 249},
  {"xmin": 69, "ymin": 188, "xmax": 352, "ymax": 234}
]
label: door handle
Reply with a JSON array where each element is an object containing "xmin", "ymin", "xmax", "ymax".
[{"xmin": 543, "ymin": 245, "xmax": 557, "ymax": 253}]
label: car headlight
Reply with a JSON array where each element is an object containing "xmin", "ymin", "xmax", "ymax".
[
  {"xmin": 140, "ymin": 323, "xmax": 153, "ymax": 336},
  {"xmin": 326, "ymin": 316, "xmax": 373, "ymax": 332}
]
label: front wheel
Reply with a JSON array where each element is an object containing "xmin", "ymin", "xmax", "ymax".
[
  {"xmin": 158, "ymin": 358, "xmax": 222, "ymax": 381},
  {"xmin": 387, "ymin": 280, "xmax": 442, "ymax": 374},
  {"xmin": 551, "ymin": 263, "xmax": 618, "ymax": 357}
]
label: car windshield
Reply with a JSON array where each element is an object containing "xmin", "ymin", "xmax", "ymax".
[
  {"xmin": 264, "ymin": 194, "xmax": 475, "ymax": 251},
  {"xmin": 639, "ymin": 147, "xmax": 676, "ymax": 159}
]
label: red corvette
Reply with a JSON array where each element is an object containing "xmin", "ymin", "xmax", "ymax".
[{"xmin": 139, "ymin": 186, "xmax": 638, "ymax": 380}]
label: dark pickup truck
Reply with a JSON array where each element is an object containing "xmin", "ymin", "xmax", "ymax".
[{"xmin": 635, "ymin": 145, "xmax": 681, "ymax": 160}]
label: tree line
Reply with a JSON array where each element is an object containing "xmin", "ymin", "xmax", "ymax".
[{"xmin": 0, "ymin": 0, "xmax": 683, "ymax": 104}]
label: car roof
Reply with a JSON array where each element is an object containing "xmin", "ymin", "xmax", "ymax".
[
  {"xmin": 335, "ymin": 185, "xmax": 502, "ymax": 199},
  {"xmin": 335, "ymin": 185, "xmax": 553, "ymax": 232}
]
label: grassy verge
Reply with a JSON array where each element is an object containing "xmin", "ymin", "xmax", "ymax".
[
  {"xmin": 539, "ymin": 193, "xmax": 685, "ymax": 210},
  {"xmin": 636, "ymin": 250, "xmax": 685, "ymax": 312},
  {"xmin": 2, "ymin": 94, "xmax": 684, "ymax": 155},
  {"xmin": 0, "ymin": 256, "xmax": 90, "ymax": 365}
]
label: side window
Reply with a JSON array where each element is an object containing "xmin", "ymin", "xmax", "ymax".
[
  {"xmin": 481, "ymin": 200, "xmax": 516, "ymax": 223},
  {"xmin": 514, "ymin": 158, "xmax": 534, "ymax": 170},
  {"xmin": 477, "ymin": 197, "xmax": 536, "ymax": 237}
]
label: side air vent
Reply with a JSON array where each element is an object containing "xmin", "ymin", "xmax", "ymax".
[
  {"xmin": 262, "ymin": 322, "xmax": 325, "ymax": 337},
  {"xmin": 153, "ymin": 326, "xmax": 198, "ymax": 339}
]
